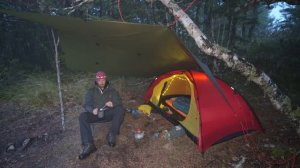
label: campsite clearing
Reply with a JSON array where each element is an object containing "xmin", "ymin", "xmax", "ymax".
[{"xmin": 0, "ymin": 76, "xmax": 299, "ymax": 168}]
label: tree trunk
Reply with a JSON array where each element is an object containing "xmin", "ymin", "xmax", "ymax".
[
  {"xmin": 221, "ymin": 21, "xmax": 226, "ymax": 46},
  {"xmin": 216, "ymin": 19, "xmax": 221, "ymax": 44},
  {"xmin": 99, "ymin": 0, "xmax": 103, "ymax": 17},
  {"xmin": 227, "ymin": 16, "xmax": 237, "ymax": 48},
  {"xmin": 227, "ymin": 16, "xmax": 233, "ymax": 48},
  {"xmin": 211, "ymin": 17, "xmax": 215, "ymax": 43},
  {"xmin": 159, "ymin": 0, "xmax": 292, "ymax": 114}
]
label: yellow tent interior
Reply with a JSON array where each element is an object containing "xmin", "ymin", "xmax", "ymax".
[
  {"xmin": 1, "ymin": 10, "xmax": 198, "ymax": 76},
  {"xmin": 148, "ymin": 73, "xmax": 199, "ymax": 136}
]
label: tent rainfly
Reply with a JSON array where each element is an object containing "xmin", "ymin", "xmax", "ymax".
[{"xmin": 142, "ymin": 70, "xmax": 262, "ymax": 152}]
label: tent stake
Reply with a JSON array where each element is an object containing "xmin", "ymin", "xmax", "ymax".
[{"xmin": 51, "ymin": 29, "xmax": 65, "ymax": 131}]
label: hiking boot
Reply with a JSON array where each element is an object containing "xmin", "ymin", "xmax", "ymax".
[
  {"xmin": 106, "ymin": 133, "xmax": 116, "ymax": 147},
  {"xmin": 78, "ymin": 143, "xmax": 97, "ymax": 160}
]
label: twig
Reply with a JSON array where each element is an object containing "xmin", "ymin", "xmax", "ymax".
[{"xmin": 63, "ymin": 0, "xmax": 93, "ymax": 15}]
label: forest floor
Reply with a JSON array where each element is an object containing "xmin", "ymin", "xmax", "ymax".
[{"xmin": 0, "ymin": 77, "xmax": 300, "ymax": 168}]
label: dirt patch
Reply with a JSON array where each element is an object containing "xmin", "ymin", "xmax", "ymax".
[{"xmin": 0, "ymin": 81, "xmax": 300, "ymax": 168}]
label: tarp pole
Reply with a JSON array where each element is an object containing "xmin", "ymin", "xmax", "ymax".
[{"xmin": 51, "ymin": 29, "xmax": 65, "ymax": 131}]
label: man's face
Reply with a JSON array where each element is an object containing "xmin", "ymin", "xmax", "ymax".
[{"xmin": 97, "ymin": 78, "xmax": 106, "ymax": 89}]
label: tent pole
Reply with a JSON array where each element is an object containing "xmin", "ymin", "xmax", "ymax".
[{"xmin": 51, "ymin": 29, "xmax": 65, "ymax": 131}]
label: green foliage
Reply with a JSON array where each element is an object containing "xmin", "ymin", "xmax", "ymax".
[
  {"xmin": 237, "ymin": 37, "xmax": 300, "ymax": 106},
  {"xmin": 271, "ymin": 147, "xmax": 292, "ymax": 159},
  {"xmin": 0, "ymin": 72, "xmax": 97, "ymax": 107},
  {"xmin": 0, "ymin": 13, "xmax": 55, "ymax": 77},
  {"xmin": 0, "ymin": 71, "xmax": 150, "ymax": 109},
  {"xmin": 0, "ymin": 58, "xmax": 20, "ymax": 81},
  {"xmin": 61, "ymin": 72, "xmax": 94, "ymax": 104},
  {"xmin": 271, "ymin": 148, "xmax": 285, "ymax": 158},
  {"xmin": 0, "ymin": 72, "xmax": 58, "ymax": 107},
  {"xmin": 291, "ymin": 106, "xmax": 300, "ymax": 119}
]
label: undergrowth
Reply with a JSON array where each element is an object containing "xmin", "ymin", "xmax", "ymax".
[
  {"xmin": 0, "ymin": 71, "xmax": 152, "ymax": 109},
  {"xmin": 0, "ymin": 72, "xmax": 93, "ymax": 108},
  {"xmin": 0, "ymin": 72, "xmax": 58, "ymax": 107}
]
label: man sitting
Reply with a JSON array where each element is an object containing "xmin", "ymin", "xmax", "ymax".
[{"xmin": 78, "ymin": 71, "xmax": 124, "ymax": 160}]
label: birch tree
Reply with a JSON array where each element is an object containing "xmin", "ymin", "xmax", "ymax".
[{"xmin": 159, "ymin": 0, "xmax": 292, "ymax": 114}]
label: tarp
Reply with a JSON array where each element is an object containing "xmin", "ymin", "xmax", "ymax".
[
  {"xmin": 1, "ymin": 10, "xmax": 198, "ymax": 76},
  {"xmin": 144, "ymin": 70, "xmax": 262, "ymax": 152}
]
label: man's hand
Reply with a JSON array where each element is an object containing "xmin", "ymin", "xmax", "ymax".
[
  {"xmin": 105, "ymin": 101, "xmax": 113, "ymax": 108},
  {"xmin": 92, "ymin": 108, "xmax": 98, "ymax": 115}
]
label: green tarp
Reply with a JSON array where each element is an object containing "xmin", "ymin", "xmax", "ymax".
[{"xmin": 1, "ymin": 10, "xmax": 198, "ymax": 76}]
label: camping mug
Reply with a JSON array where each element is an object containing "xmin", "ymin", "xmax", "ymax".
[{"xmin": 98, "ymin": 109, "xmax": 104, "ymax": 118}]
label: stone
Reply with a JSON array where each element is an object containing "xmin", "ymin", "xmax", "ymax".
[{"xmin": 6, "ymin": 143, "xmax": 15, "ymax": 152}]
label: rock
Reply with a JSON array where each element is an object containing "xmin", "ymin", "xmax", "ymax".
[
  {"xmin": 43, "ymin": 132, "xmax": 48, "ymax": 141},
  {"xmin": 232, "ymin": 156, "xmax": 246, "ymax": 168},
  {"xmin": 20, "ymin": 137, "xmax": 32, "ymax": 150},
  {"xmin": 38, "ymin": 132, "xmax": 49, "ymax": 142},
  {"xmin": 6, "ymin": 143, "xmax": 16, "ymax": 152},
  {"xmin": 263, "ymin": 144, "xmax": 275, "ymax": 148},
  {"xmin": 152, "ymin": 132, "xmax": 160, "ymax": 139}
]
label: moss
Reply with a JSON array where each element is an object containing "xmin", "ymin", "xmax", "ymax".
[{"xmin": 291, "ymin": 106, "xmax": 300, "ymax": 120}]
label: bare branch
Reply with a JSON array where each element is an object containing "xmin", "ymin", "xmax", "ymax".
[
  {"xmin": 51, "ymin": 29, "xmax": 65, "ymax": 131},
  {"xmin": 63, "ymin": 0, "xmax": 93, "ymax": 15}
]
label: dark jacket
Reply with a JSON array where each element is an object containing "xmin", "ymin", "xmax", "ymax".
[{"xmin": 83, "ymin": 82, "xmax": 122, "ymax": 113}]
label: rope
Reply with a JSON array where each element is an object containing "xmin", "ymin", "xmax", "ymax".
[
  {"xmin": 168, "ymin": 0, "xmax": 197, "ymax": 28},
  {"xmin": 118, "ymin": 0, "xmax": 125, "ymax": 22}
]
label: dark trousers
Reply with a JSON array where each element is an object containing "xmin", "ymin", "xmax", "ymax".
[{"xmin": 79, "ymin": 106, "xmax": 124, "ymax": 145}]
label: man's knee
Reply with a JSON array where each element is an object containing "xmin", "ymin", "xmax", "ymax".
[
  {"xmin": 114, "ymin": 106, "xmax": 124, "ymax": 118},
  {"xmin": 79, "ymin": 112, "xmax": 89, "ymax": 122}
]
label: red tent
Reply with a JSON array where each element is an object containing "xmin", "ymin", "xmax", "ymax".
[{"xmin": 144, "ymin": 70, "xmax": 262, "ymax": 151}]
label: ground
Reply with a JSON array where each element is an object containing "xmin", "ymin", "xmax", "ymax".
[{"xmin": 0, "ymin": 78, "xmax": 299, "ymax": 168}]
